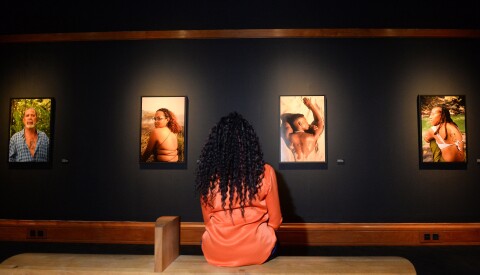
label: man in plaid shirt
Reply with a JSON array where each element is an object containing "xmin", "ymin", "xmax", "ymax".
[{"xmin": 9, "ymin": 108, "xmax": 49, "ymax": 162}]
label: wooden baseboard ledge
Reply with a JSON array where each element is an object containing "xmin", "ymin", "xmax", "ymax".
[
  {"xmin": 1, "ymin": 218, "xmax": 480, "ymax": 246},
  {"xmin": 1, "ymin": 29, "xmax": 480, "ymax": 43}
]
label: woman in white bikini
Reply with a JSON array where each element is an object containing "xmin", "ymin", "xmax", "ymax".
[
  {"xmin": 423, "ymin": 106, "xmax": 465, "ymax": 162},
  {"xmin": 142, "ymin": 108, "xmax": 182, "ymax": 162}
]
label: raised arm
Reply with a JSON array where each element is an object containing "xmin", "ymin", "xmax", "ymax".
[
  {"xmin": 282, "ymin": 121, "xmax": 293, "ymax": 140},
  {"xmin": 303, "ymin": 98, "xmax": 324, "ymax": 140},
  {"xmin": 280, "ymin": 113, "xmax": 295, "ymax": 147}
]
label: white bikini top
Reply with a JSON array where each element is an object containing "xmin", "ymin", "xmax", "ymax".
[{"xmin": 431, "ymin": 125, "xmax": 462, "ymax": 151}]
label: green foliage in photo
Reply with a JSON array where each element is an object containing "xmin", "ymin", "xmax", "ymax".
[{"xmin": 9, "ymin": 98, "xmax": 52, "ymax": 138}]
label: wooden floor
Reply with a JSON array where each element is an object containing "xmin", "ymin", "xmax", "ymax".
[{"xmin": 0, "ymin": 253, "xmax": 416, "ymax": 274}]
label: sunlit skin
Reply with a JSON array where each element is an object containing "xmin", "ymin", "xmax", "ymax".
[
  {"xmin": 142, "ymin": 110, "xmax": 178, "ymax": 162},
  {"xmin": 284, "ymin": 98, "xmax": 324, "ymax": 161},
  {"xmin": 22, "ymin": 108, "xmax": 39, "ymax": 157},
  {"xmin": 423, "ymin": 106, "xmax": 465, "ymax": 162}
]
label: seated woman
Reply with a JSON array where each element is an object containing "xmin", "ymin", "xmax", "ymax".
[
  {"xmin": 423, "ymin": 106, "xmax": 465, "ymax": 162},
  {"xmin": 142, "ymin": 108, "xmax": 182, "ymax": 162},
  {"xmin": 195, "ymin": 112, "xmax": 282, "ymax": 267}
]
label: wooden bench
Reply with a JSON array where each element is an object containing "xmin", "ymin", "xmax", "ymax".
[
  {"xmin": 0, "ymin": 216, "xmax": 417, "ymax": 274},
  {"xmin": 154, "ymin": 216, "xmax": 416, "ymax": 274}
]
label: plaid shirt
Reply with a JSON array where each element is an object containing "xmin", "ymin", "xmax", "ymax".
[{"xmin": 9, "ymin": 129, "xmax": 49, "ymax": 162}]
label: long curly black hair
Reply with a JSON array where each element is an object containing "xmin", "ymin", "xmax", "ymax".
[
  {"xmin": 157, "ymin": 108, "xmax": 182, "ymax": 134},
  {"xmin": 195, "ymin": 112, "xmax": 265, "ymax": 216}
]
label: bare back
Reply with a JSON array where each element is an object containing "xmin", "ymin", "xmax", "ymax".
[
  {"xmin": 151, "ymin": 127, "xmax": 178, "ymax": 162},
  {"xmin": 289, "ymin": 132, "xmax": 317, "ymax": 161}
]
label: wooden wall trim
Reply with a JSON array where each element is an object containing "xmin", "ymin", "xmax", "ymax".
[
  {"xmin": 1, "ymin": 29, "xmax": 479, "ymax": 43},
  {"xmin": 0, "ymin": 219, "xmax": 155, "ymax": 244},
  {"xmin": 1, "ymin": 220, "xmax": 480, "ymax": 246}
]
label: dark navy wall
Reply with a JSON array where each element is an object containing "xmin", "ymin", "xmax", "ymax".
[
  {"xmin": 1, "ymin": 38, "xmax": 479, "ymax": 222},
  {"xmin": 1, "ymin": 1, "xmax": 480, "ymax": 223},
  {"xmin": 1, "ymin": 1, "xmax": 479, "ymax": 34}
]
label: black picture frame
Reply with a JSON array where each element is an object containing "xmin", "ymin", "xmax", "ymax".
[
  {"xmin": 417, "ymin": 95, "xmax": 467, "ymax": 170},
  {"xmin": 8, "ymin": 97, "xmax": 55, "ymax": 168},
  {"xmin": 139, "ymin": 96, "xmax": 188, "ymax": 169}
]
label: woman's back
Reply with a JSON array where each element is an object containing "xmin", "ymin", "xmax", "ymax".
[
  {"xmin": 196, "ymin": 112, "xmax": 282, "ymax": 267},
  {"xmin": 152, "ymin": 127, "xmax": 178, "ymax": 162},
  {"xmin": 433, "ymin": 123, "xmax": 465, "ymax": 162},
  {"xmin": 200, "ymin": 164, "xmax": 282, "ymax": 266}
]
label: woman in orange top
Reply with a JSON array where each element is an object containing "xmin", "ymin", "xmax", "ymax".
[{"xmin": 195, "ymin": 112, "xmax": 282, "ymax": 267}]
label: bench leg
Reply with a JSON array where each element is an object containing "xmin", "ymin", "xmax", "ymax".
[{"xmin": 154, "ymin": 216, "xmax": 180, "ymax": 272}]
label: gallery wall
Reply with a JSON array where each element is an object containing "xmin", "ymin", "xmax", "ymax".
[
  {"xmin": 1, "ymin": 37, "xmax": 479, "ymax": 223},
  {"xmin": 1, "ymin": 1, "xmax": 479, "ymax": 34}
]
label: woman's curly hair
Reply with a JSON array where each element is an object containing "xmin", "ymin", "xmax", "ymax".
[
  {"xmin": 195, "ymin": 112, "xmax": 265, "ymax": 217},
  {"xmin": 157, "ymin": 108, "xmax": 182, "ymax": 134}
]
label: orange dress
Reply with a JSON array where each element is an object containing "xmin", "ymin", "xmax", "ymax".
[{"xmin": 200, "ymin": 164, "xmax": 283, "ymax": 267}]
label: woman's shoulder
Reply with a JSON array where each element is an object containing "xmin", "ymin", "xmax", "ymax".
[
  {"xmin": 153, "ymin": 127, "xmax": 171, "ymax": 134},
  {"xmin": 262, "ymin": 163, "xmax": 277, "ymax": 192},
  {"xmin": 446, "ymin": 122, "xmax": 461, "ymax": 131},
  {"xmin": 263, "ymin": 163, "xmax": 275, "ymax": 174}
]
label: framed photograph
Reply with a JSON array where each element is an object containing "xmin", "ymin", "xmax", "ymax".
[
  {"xmin": 8, "ymin": 98, "xmax": 55, "ymax": 167},
  {"xmin": 418, "ymin": 95, "xmax": 466, "ymax": 169},
  {"xmin": 140, "ymin": 96, "xmax": 187, "ymax": 167},
  {"xmin": 280, "ymin": 96, "xmax": 326, "ymax": 168}
]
